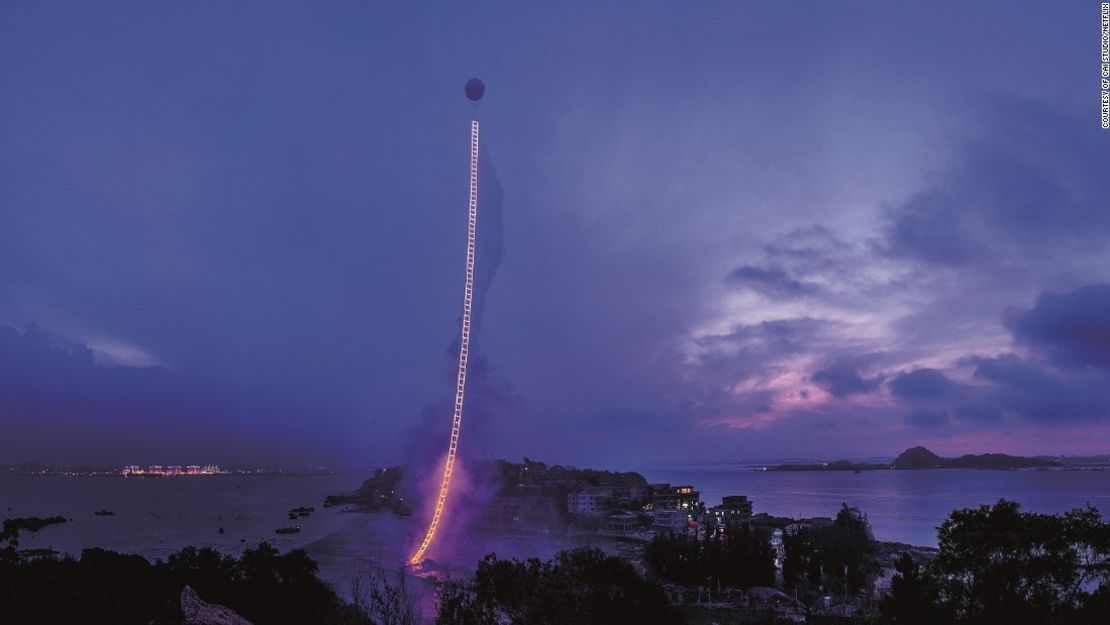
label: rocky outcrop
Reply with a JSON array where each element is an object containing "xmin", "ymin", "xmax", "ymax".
[{"xmin": 180, "ymin": 586, "xmax": 253, "ymax": 625}]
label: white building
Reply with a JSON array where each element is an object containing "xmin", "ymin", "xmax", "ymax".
[
  {"xmin": 652, "ymin": 509, "xmax": 690, "ymax": 534},
  {"xmin": 566, "ymin": 488, "xmax": 612, "ymax": 514}
]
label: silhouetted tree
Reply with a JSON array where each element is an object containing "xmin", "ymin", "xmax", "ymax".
[
  {"xmin": 644, "ymin": 532, "xmax": 701, "ymax": 586},
  {"xmin": 879, "ymin": 500, "xmax": 1110, "ymax": 625},
  {"xmin": 780, "ymin": 505, "xmax": 878, "ymax": 602},
  {"xmin": 350, "ymin": 563, "xmax": 418, "ymax": 625},
  {"xmin": 929, "ymin": 499, "xmax": 1110, "ymax": 625},
  {"xmin": 728, "ymin": 524, "xmax": 777, "ymax": 588},
  {"xmin": 436, "ymin": 547, "xmax": 683, "ymax": 625},
  {"xmin": 821, "ymin": 504, "xmax": 879, "ymax": 595},
  {"xmin": 781, "ymin": 525, "xmax": 819, "ymax": 593},
  {"xmin": 0, "ymin": 541, "xmax": 368, "ymax": 625},
  {"xmin": 880, "ymin": 553, "xmax": 937, "ymax": 625},
  {"xmin": 644, "ymin": 527, "xmax": 774, "ymax": 590}
]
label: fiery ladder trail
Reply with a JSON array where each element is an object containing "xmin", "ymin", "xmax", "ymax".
[{"xmin": 410, "ymin": 120, "xmax": 479, "ymax": 566}]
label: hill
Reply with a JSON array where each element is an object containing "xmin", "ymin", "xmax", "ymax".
[
  {"xmin": 892, "ymin": 446, "xmax": 945, "ymax": 468},
  {"xmin": 892, "ymin": 446, "xmax": 1060, "ymax": 470}
]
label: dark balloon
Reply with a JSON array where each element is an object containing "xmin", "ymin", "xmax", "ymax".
[{"xmin": 465, "ymin": 78, "xmax": 485, "ymax": 101}]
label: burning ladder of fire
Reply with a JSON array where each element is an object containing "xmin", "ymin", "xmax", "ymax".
[{"xmin": 410, "ymin": 120, "xmax": 479, "ymax": 566}]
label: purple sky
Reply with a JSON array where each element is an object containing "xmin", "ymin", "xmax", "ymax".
[{"xmin": 1, "ymin": 2, "xmax": 1109, "ymax": 467}]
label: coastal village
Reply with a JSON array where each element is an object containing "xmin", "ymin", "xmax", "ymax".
[{"xmin": 325, "ymin": 458, "xmax": 943, "ymax": 622}]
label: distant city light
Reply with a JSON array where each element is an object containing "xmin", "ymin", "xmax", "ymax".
[{"xmin": 121, "ymin": 464, "xmax": 223, "ymax": 476}]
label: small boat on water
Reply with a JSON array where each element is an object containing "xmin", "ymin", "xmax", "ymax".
[
  {"xmin": 94, "ymin": 510, "xmax": 114, "ymax": 516},
  {"xmin": 275, "ymin": 526, "xmax": 300, "ymax": 535}
]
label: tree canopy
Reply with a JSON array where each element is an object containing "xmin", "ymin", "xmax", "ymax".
[
  {"xmin": 436, "ymin": 547, "xmax": 683, "ymax": 625},
  {"xmin": 644, "ymin": 525, "xmax": 775, "ymax": 589},
  {"xmin": 781, "ymin": 504, "xmax": 879, "ymax": 599},
  {"xmin": 882, "ymin": 499, "xmax": 1110, "ymax": 625},
  {"xmin": 0, "ymin": 541, "xmax": 366, "ymax": 625}
]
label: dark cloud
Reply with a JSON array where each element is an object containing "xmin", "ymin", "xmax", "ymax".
[
  {"xmin": 746, "ymin": 226, "xmax": 904, "ymax": 302},
  {"xmin": 905, "ymin": 408, "xmax": 949, "ymax": 427},
  {"xmin": 880, "ymin": 285, "xmax": 1110, "ymax": 429},
  {"xmin": 968, "ymin": 354, "xmax": 1110, "ymax": 422},
  {"xmin": 888, "ymin": 368, "xmax": 955, "ymax": 399},
  {"xmin": 951, "ymin": 404, "xmax": 1002, "ymax": 422},
  {"xmin": 811, "ymin": 363, "xmax": 882, "ymax": 398},
  {"xmin": 881, "ymin": 191, "xmax": 982, "ymax": 266},
  {"xmin": 879, "ymin": 99, "xmax": 1110, "ymax": 267},
  {"xmin": 688, "ymin": 318, "xmax": 837, "ymax": 400},
  {"xmin": 695, "ymin": 318, "xmax": 834, "ymax": 362},
  {"xmin": 677, "ymin": 317, "xmax": 837, "ymax": 423},
  {"xmin": 1006, "ymin": 284, "xmax": 1110, "ymax": 369},
  {"xmin": 726, "ymin": 265, "xmax": 818, "ymax": 299}
]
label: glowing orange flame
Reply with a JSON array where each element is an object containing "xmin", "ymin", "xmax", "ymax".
[{"xmin": 410, "ymin": 120, "xmax": 479, "ymax": 566}]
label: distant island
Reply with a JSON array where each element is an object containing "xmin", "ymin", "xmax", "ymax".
[
  {"xmin": 890, "ymin": 446, "xmax": 1061, "ymax": 470},
  {"xmin": 763, "ymin": 446, "xmax": 1082, "ymax": 472}
]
